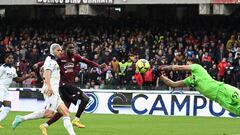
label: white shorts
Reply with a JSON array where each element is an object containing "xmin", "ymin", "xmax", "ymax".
[
  {"xmin": 0, "ymin": 87, "xmax": 10, "ymax": 102},
  {"xmin": 44, "ymin": 94, "xmax": 63, "ymax": 111},
  {"xmin": 41, "ymin": 85, "xmax": 63, "ymax": 111}
]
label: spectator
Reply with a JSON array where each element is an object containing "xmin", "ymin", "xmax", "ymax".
[
  {"xmin": 186, "ymin": 46, "xmax": 194, "ymax": 58},
  {"xmin": 226, "ymin": 35, "xmax": 238, "ymax": 52},
  {"xmin": 118, "ymin": 58, "xmax": 128, "ymax": 87},
  {"xmin": 13, "ymin": 48, "xmax": 23, "ymax": 62},
  {"xmin": 19, "ymin": 45, "xmax": 27, "ymax": 60},
  {"xmin": 202, "ymin": 52, "xmax": 212, "ymax": 70},
  {"xmin": 224, "ymin": 63, "xmax": 234, "ymax": 85},
  {"xmin": 217, "ymin": 58, "xmax": 228, "ymax": 81},
  {"xmin": 216, "ymin": 44, "xmax": 227, "ymax": 63},
  {"xmin": 234, "ymin": 47, "xmax": 240, "ymax": 59},
  {"xmin": 26, "ymin": 47, "xmax": 39, "ymax": 67},
  {"xmin": 166, "ymin": 48, "xmax": 174, "ymax": 64},
  {"xmin": 227, "ymin": 52, "xmax": 234, "ymax": 64},
  {"xmin": 209, "ymin": 64, "xmax": 218, "ymax": 80},
  {"xmin": 201, "ymin": 52, "xmax": 212, "ymax": 63},
  {"xmin": 143, "ymin": 69, "xmax": 155, "ymax": 90},
  {"xmin": 110, "ymin": 57, "xmax": 119, "ymax": 74},
  {"xmin": 233, "ymin": 53, "xmax": 240, "ymax": 87}
]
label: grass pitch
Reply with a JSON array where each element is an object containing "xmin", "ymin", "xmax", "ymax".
[{"xmin": 0, "ymin": 112, "xmax": 240, "ymax": 135}]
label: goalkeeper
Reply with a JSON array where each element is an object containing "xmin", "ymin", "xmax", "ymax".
[{"xmin": 159, "ymin": 58, "xmax": 240, "ymax": 115}]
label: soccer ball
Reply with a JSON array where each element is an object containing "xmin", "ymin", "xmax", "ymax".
[{"xmin": 136, "ymin": 59, "xmax": 150, "ymax": 74}]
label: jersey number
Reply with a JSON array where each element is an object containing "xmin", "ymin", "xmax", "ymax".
[{"xmin": 232, "ymin": 91, "xmax": 239, "ymax": 100}]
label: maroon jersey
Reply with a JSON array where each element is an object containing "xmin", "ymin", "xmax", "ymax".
[
  {"xmin": 37, "ymin": 54, "xmax": 99, "ymax": 85},
  {"xmin": 58, "ymin": 54, "xmax": 99, "ymax": 85}
]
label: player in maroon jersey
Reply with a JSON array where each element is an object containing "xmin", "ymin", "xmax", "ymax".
[{"xmin": 34, "ymin": 42, "xmax": 106, "ymax": 135}]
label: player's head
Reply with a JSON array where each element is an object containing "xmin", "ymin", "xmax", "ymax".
[
  {"xmin": 186, "ymin": 58, "xmax": 199, "ymax": 65},
  {"xmin": 63, "ymin": 42, "xmax": 75, "ymax": 56},
  {"xmin": 4, "ymin": 53, "xmax": 14, "ymax": 65},
  {"xmin": 50, "ymin": 43, "xmax": 62, "ymax": 58}
]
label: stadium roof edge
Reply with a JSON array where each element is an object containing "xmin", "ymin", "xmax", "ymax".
[{"xmin": 0, "ymin": 0, "xmax": 213, "ymax": 5}]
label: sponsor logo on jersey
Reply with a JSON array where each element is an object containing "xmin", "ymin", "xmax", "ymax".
[
  {"xmin": 63, "ymin": 62, "xmax": 74, "ymax": 69},
  {"xmin": 61, "ymin": 60, "xmax": 67, "ymax": 62}
]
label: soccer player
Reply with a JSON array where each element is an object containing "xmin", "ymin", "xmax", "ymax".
[
  {"xmin": 159, "ymin": 58, "xmax": 240, "ymax": 116},
  {"xmin": 0, "ymin": 53, "xmax": 34, "ymax": 128},
  {"xmin": 33, "ymin": 42, "xmax": 105, "ymax": 134},
  {"xmin": 12, "ymin": 43, "xmax": 76, "ymax": 135}
]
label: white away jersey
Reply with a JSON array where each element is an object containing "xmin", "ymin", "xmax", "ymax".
[
  {"xmin": 43, "ymin": 55, "xmax": 60, "ymax": 86},
  {"xmin": 0, "ymin": 64, "xmax": 18, "ymax": 88}
]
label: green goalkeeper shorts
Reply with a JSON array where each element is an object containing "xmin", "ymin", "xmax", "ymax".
[{"xmin": 216, "ymin": 84, "xmax": 240, "ymax": 116}]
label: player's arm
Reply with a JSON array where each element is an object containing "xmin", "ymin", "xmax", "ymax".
[
  {"xmin": 75, "ymin": 54, "xmax": 100, "ymax": 67},
  {"xmin": 0, "ymin": 66, "xmax": 4, "ymax": 77},
  {"xmin": 14, "ymin": 72, "xmax": 35, "ymax": 82},
  {"xmin": 32, "ymin": 61, "xmax": 44, "ymax": 70},
  {"xmin": 159, "ymin": 75, "xmax": 186, "ymax": 88},
  {"xmin": 43, "ymin": 69, "xmax": 54, "ymax": 96},
  {"xmin": 160, "ymin": 65, "xmax": 192, "ymax": 71},
  {"xmin": 39, "ymin": 66, "xmax": 44, "ymax": 79}
]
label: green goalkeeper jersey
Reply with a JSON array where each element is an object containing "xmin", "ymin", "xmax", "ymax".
[{"xmin": 183, "ymin": 64, "xmax": 223, "ymax": 100}]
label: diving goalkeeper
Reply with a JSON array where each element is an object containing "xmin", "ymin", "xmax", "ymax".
[{"xmin": 159, "ymin": 58, "xmax": 240, "ymax": 115}]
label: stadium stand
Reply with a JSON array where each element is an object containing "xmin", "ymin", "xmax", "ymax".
[{"xmin": 0, "ymin": 15, "xmax": 240, "ymax": 90}]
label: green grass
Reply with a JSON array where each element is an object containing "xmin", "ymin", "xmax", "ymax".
[{"xmin": 0, "ymin": 112, "xmax": 240, "ymax": 135}]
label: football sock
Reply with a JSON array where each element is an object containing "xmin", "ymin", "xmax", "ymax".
[
  {"xmin": 43, "ymin": 123, "xmax": 49, "ymax": 128},
  {"xmin": 20, "ymin": 110, "xmax": 44, "ymax": 121},
  {"xmin": 63, "ymin": 116, "xmax": 76, "ymax": 135},
  {"xmin": 76, "ymin": 95, "xmax": 89, "ymax": 118},
  {"xmin": 47, "ymin": 112, "xmax": 62, "ymax": 126},
  {"xmin": 74, "ymin": 117, "xmax": 79, "ymax": 121},
  {"xmin": 0, "ymin": 106, "xmax": 11, "ymax": 122}
]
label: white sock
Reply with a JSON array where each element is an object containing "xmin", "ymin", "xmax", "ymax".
[
  {"xmin": 63, "ymin": 116, "xmax": 76, "ymax": 135},
  {"xmin": 43, "ymin": 123, "xmax": 49, "ymax": 128},
  {"xmin": 74, "ymin": 117, "xmax": 79, "ymax": 121},
  {"xmin": 0, "ymin": 106, "xmax": 11, "ymax": 122},
  {"xmin": 20, "ymin": 110, "xmax": 44, "ymax": 121}
]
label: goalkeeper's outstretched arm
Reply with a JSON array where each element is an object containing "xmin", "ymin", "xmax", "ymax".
[
  {"xmin": 159, "ymin": 75, "xmax": 186, "ymax": 88},
  {"xmin": 160, "ymin": 65, "xmax": 192, "ymax": 71},
  {"xmin": 158, "ymin": 65, "xmax": 190, "ymax": 88}
]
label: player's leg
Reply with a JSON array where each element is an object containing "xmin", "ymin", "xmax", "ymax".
[
  {"xmin": 12, "ymin": 94, "xmax": 56, "ymax": 130},
  {"xmin": 73, "ymin": 91, "xmax": 89, "ymax": 128},
  {"xmin": 38, "ymin": 94, "xmax": 61, "ymax": 135},
  {"xmin": 57, "ymin": 102, "xmax": 76, "ymax": 135},
  {"xmin": 227, "ymin": 84, "xmax": 240, "ymax": 103},
  {"xmin": 41, "ymin": 101, "xmax": 71, "ymax": 128},
  {"xmin": 216, "ymin": 84, "xmax": 240, "ymax": 115},
  {"xmin": 60, "ymin": 85, "xmax": 89, "ymax": 128},
  {"xmin": 0, "ymin": 89, "xmax": 11, "ymax": 128},
  {"xmin": 0, "ymin": 101, "xmax": 11, "ymax": 122},
  {"xmin": 0, "ymin": 101, "xmax": 2, "ymax": 128},
  {"xmin": 12, "ymin": 109, "xmax": 46, "ymax": 130},
  {"xmin": 76, "ymin": 91, "xmax": 89, "ymax": 119},
  {"xmin": 45, "ymin": 85, "xmax": 71, "ymax": 127},
  {"xmin": 40, "ymin": 93, "xmax": 76, "ymax": 135}
]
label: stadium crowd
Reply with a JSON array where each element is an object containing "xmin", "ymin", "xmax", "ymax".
[{"xmin": 1, "ymin": 16, "xmax": 240, "ymax": 90}]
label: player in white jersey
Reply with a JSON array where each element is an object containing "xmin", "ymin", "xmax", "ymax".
[
  {"xmin": 0, "ymin": 53, "xmax": 34, "ymax": 128},
  {"xmin": 12, "ymin": 43, "xmax": 76, "ymax": 135}
]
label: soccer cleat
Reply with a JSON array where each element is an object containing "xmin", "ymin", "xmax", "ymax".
[
  {"xmin": 12, "ymin": 115, "xmax": 22, "ymax": 130},
  {"xmin": 72, "ymin": 120, "xmax": 86, "ymax": 128},
  {"xmin": 40, "ymin": 124, "xmax": 48, "ymax": 135},
  {"xmin": 0, "ymin": 124, "xmax": 4, "ymax": 128}
]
